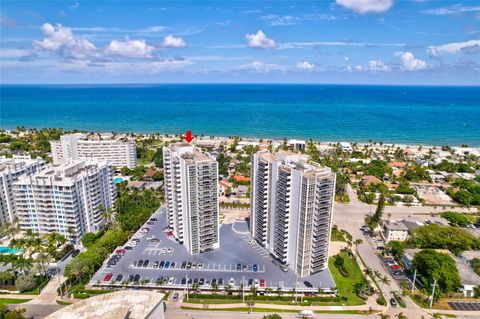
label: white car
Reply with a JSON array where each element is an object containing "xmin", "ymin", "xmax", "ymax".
[
  {"xmin": 229, "ymin": 278, "xmax": 235, "ymax": 287},
  {"xmin": 161, "ymin": 248, "xmax": 166, "ymax": 254},
  {"xmin": 167, "ymin": 248, "xmax": 172, "ymax": 254},
  {"xmin": 168, "ymin": 277, "xmax": 175, "ymax": 285}
]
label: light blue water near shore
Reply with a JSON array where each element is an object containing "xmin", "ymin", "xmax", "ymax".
[{"xmin": 1, "ymin": 84, "xmax": 479, "ymax": 146}]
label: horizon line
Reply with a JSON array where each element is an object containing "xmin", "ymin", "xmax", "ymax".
[{"xmin": 1, "ymin": 82, "xmax": 479, "ymax": 87}]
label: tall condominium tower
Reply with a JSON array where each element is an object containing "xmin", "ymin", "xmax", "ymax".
[
  {"xmin": 251, "ymin": 151, "xmax": 336, "ymax": 277},
  {"xmin": 0, "ymin": 155, "xmax": 46, "ymax": 225},
  {"xmin": 163, "ymin": 143, "xmax": 219, "ymax": 254},
  {"xmin": 13, "ymin": 159, "xmax": 116, "ymax": 242},
  {"xmin": 50, "ymin": 133, "xmax": 137, "ymax": 169}
]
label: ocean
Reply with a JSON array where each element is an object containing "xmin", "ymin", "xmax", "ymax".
[{"xmin": 1, "ymin": 84, "xmax": 479, "ymax": 146}]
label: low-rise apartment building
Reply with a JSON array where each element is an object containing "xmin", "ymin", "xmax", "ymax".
[
  {"xmin": 51, "ymin": 133, "xmax": 136, "ymax": 169},
  {"xmin": 13, "ymin": 159, "xmax": 116, "ymax": 242},
  {"xmin": 383, "ymin": 220, "xmax": 410, "ymax": 242}
]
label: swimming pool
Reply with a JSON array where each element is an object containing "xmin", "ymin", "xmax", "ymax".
[
  {"xmin": 113, "ymin": 177, "xmax": 123, "ymax": 183},
  {"xmin": 0, "ymin": 246, "xmax": 20, "ymax": 254}
]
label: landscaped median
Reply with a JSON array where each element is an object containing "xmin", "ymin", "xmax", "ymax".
[{"xmin": 181, "ymin": 304, "xmax": 378, "ymax": 315}]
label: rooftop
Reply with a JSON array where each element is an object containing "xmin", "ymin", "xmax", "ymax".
[
  {"xmin": 384, "ymin": 220, "xmax": 409, "ymax": 232},
  {"xmin": 45, "ymin": 290, "xmax": 164, "ymax": 319}
]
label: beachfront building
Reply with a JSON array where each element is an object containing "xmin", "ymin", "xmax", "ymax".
[
  {"xmin": 50, "ymin": 133, "xmax": 136, "ymax": 169},
  {"xmin": 0, "ymin": 155, "xmax": 46, "ymax": 225},
  {"xmin": 13, "ymin": 159, "xmax": 116, "ymax": 242},
  {"xmin": 251, "ymin": 151, "xmax": 336, "ymax": 277},
  {"xmin": 163, "ymin": 143, "xmax": 219, "ymax": 254}
]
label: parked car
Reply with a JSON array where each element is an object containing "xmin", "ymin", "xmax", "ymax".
[
  {"xmin": 124, "ymin": 246, "xmax": 133, "ymax": 250},
  {"xmin": 170, "ymin": 262, "xmax": 176, "ymax": 269},
  {"xmin": 103, "ymin": 273, "xmax": 113, "ymax": 282},
  {"xmin": 192, "ymin": 262, "xmax": 197, "ymax": 269},
  {"xmin": 390, "ymin": 298, "xmax": 397, "ymax": 307},
  {"xmin": 164, "ymin": 261, "xmax": 170, "ymax": 269},
  {"xmin": 229, "ymin": 278, "xmax": 235, "ymax": 286},
  {"xmin": 167, "ymin": 248, "xmax": 172, "ymax": 254},
  {"xmin": 71, "ymin": 249, "xmax": 80, "ymax": 257},
  {"xmin": 181, "ymin": 278, "xmax": 186, "ymax": 285},
  {"xmin": 248, "ymin": 279, "xmax": 253, "ymax": 286},
  {"xmin": 159, "ymin": 261, "xmax": 165, "ymax": 268},
  {"xmin": 134, "ymin": 274, "xmax": 140, "ymax": 282},
  {"xmin": 137, "ymin": 260, "xmax": 143, "ymax": 267},
  {"xmin": 115, "ymin": 274, "xmax": 123, "ymax": 282},
  {"xmin": 303, "ymin": 281, "xmax": 313, "ymax": 288},
  {"xmin": 236, "ymin": 264, "xmax": 241, "ymax": 271},
  {"xmin": 186, "ymin": 262, "xmax": 192, "ymax": 269},
  {"xmin": 199, "ymin": 278, "xmax": 204, "ymax": 285},
  {"xmin": 153, "ymin": 261, "xmax": 159, "ymax": 268},
  {"xmin": 218, "ymin": 278, "xmax": 223, "ymax": 286},
  {"xmin": 181, "ymin": 262, "xmax": 187, "ymax": 269},
  {"xmin": 253, "ymin": 264, "xmax": 258, "ymax": 272},
  {"xmin": 197, "ymin": 262, "xmax": 203, "ymax": 269},
  {"xmin": 143, "ymin": 260, "xmax": 150, "ymax": 267},
  {"xmin": 390, "ymin": 265, "xmax": 401, "ymax": 270},
  {"xmin": 151, "ymin": 238, "xmax": 160, "ymax": 243},
  {"xmin": 173, "ymin": 293, "xmax": 179, "ymax": 302},
  {"xmin": 116, "ymin": 249, "xmax": 126, "ymax": 255},
  {"xmin": 260, "ymin": 279, "xmax": 265, "ymax": 288},
  {"xmin": 168, "ymin": 277, "xmax": 175, "ymax": 285}
]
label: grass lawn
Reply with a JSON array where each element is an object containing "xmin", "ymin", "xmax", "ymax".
[
  {"xmin": 328, "ymin": 251, "xmax": 366, "ymax": 306},
  {"xmin": 0, "ymin": 298, "xmax": 32, "ymax": 304}
]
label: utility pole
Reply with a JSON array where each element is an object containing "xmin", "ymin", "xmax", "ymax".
[
  {"xmin": 186, "ymin": 273, "xmax": 189, "ymax": 301},
  {"xmin": 411, "ymin": 268, "xmax": 417, "ymax": 293},
  {"xmin": 242, "ymin": 275, "xmax": 245, "ymax": 303},
  {"xmin": 429, "ymin": 279, "xmax": 437, "ymax": 308}
]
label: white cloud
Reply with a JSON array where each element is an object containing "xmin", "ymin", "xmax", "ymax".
[
  {"xmin": 0, "ymin": 48, "xmax": 30, "ymax": 58},
  {"xmin": 428, "ymin": 40, "xmax": 480, "ymax": 57},
  {"xmin": 296, "ymin": 61, "xmax": 315, "ymax": 71},
  {"xmin": 423, "ymin": 5, "xmax": 480, "ymax": 16},
  {"xmin": 245, "ymin": 30, "xmax": 277, "ymax": 49},
  {"xmin": 162, "ymin": 35, "xmax": 186, "ymax": 48},
  {"xmin": 368, "ymin": 59, "xmax": 390, "ymax": 72},
  {"xmin": 336, "ymin": 0, "xmax": 394, "ymax": 14},
  {"xmin": 399, "ymin": 52, "xmax": 427, "ymax": 71},
  {"xmin": 236, "ymin": 61, "xmax": 284, "ymax": 73},
  {"xmin": 33, "ymin": 23, "xmax": 97, "ymax": 59},
  {"xmin": 261, "ymin": 13, "xmax": 336, "ymax": 26},
  {"xmin": 105, "ymin": 39, "xmax": 154, "ymax": 58}
]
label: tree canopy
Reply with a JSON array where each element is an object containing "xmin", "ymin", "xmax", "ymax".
[{"xmin": 412, "ymin": 249, "xmax": 461, "ymax": 295}]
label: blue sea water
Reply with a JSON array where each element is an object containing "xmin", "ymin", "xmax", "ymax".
[{"xmin": 1, "ymin": 84, "xmax": 479, "ymax": 146}]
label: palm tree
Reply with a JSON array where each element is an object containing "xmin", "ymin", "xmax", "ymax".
[
  {"xmin": 276, "ymin": 286, "xmax": 282, "ymax": 297},
  {"xmin": 378, "ymin": 314, "xmax": 391, "ymax": 319},
  {"xmin": 354, "ymin": 238, "xmax": 363, "ymax": 255},
  {"xmin": 374, "ymin": 270, "xmax": 382, "ymax": 280},
  {"xmin": 35, "ymin": 252, "xmax": 50, "ymax": 278},
  {"xmin": 380, "ymin": 275, "xmax": 390, "ymax": 291},
  {"xmin": 395, "ymin": 312, "xmax": 407, "ymax": 319},
  {"xmin": 363, "ymin": 267, "xmax": 373, "ymax": 278},
  {"xmin": 12, "ymin": 257, "xmax": 33, "ymax": 275},
  {"xmin": 265, "ymin": 287, "xmax": 272, "ymax": 295}
]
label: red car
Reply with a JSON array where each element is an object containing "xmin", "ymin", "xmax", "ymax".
[
  {"xmin": 390, "ymin": 265, "xmax": 401, "ymax": 270},
  {"xmin": 116, "ymin": 249, "xmax": 126, "ymax": 255},
  {"xmin": 260, "ymin": 279, "xmax": 265, "ymax": 288},
  {"xmin": 142, "ymin": 227, "xmax": 150, "ymax": 232},
  {"xmin": 103, "ymin": 273, "xmax": 113, "ymax": 282}
]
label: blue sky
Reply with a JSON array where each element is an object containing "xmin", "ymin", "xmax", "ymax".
[{"xmin": 1, "ymin": 0, "xmax": 479, "ymax": 85}]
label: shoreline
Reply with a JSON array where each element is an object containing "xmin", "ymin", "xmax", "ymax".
[{"xmin": 2, "ymin": 126, "xmax": 479, "ymax": 149}]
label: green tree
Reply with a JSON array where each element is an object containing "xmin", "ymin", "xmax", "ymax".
[
  {"xmin": 471, "ymin": 258, "xmax": 480, "ymax": 276},
  {"xmin": 387, "ymin": 241, "xmax": 405, "ymax": 258},
  {"xmin": 413, "ymin": 249, "xmax": 461, "ymax": 295},
  {"xmin": 440, "ymin": 211, "xmax": 470, "ymax": 227},
  {"xmin": 81, "ymin": 233, "xmax": 98, "ymax": 248},
  {"xmin": 262, "ymin": 315, "xmax": 283, "ymax": 319},
  {"xmin": 15, "ymin": 274, "xmax": 38, "ymax": 292}
]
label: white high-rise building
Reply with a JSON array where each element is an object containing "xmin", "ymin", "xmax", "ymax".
[
  {"xmin": 163, "ymin": 143, "xmax": 219, "ymax": 254},
  {"xmin": 50, "ymin": 133, "xmax": 136, "ymax": 169},
  {"xmin": 251, "ymin": 151, "xmax": 336, "ymax": 277},
  {"xmin": 13, "ymin": 159, "xmax": 116, "ymax": 242},
  {"xmin": 0, "ymin": 155, "xmax": 46, "ymax": 225}
]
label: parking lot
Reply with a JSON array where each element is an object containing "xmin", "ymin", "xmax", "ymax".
[
  {"xmin": 91, "ymin": 207, "xmax": 334, "ymax": 292},
  {"xmin": 448, "ymin": 301, "xmax": 480, "ymax": 311}
]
